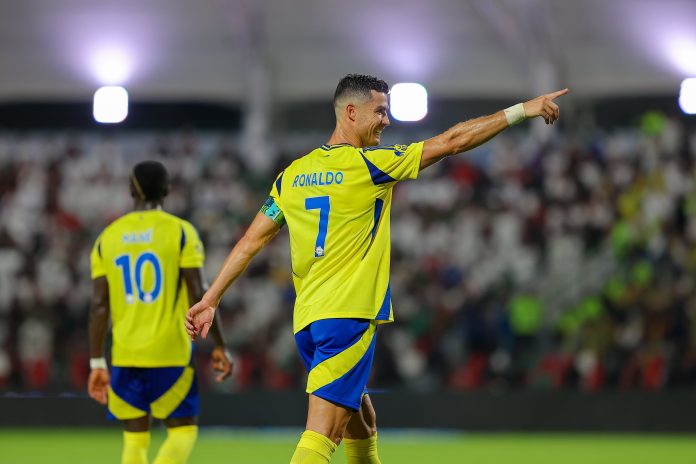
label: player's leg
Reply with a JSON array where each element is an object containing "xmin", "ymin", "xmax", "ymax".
[
  {"xmin": 291, "ymin": 395, "xmax": 351, "ymax": 463},
  {"xmin": 108, "ymin": 367, "xmax": 153, "ymax": 464},
  {"xmin": 152, "ymin": 417, "xmax": 198, "ymax": 464},
  {"xmin": 149, "ymin": 364, "xmax": 199, "ymax": 464},
  {"xmin": 343, "ymin": 394, "xmax": 381, "ymax": 464},
  {"xmin": 291, "ymin": 319, "xmax": 378, "ymax": 463},
  {"xmin": 121, "ymin": 416, "xmax": 152, "ymax": 464}
]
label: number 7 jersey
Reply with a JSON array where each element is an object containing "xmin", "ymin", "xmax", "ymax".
[
  {"xmin": 268, "ymin": 142, "xmax": 423, "ymax": 333},
  {"xmin": 90, "ymin": 210, "xmax": 205, "ymax": 367}
]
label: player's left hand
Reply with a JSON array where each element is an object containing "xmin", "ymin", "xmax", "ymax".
[
  {"xmin": 211, "ymin": 346, "xmax": 233, "ymax": 382},
  {"xmin": 186, "ymin": 299, "xmax": 216, "ymax": 340},
  {"xmin": 87, "ymin": 368, "xmax": 110, "ymax": 405},
  {"xmin": 523, "ymin": 88, "xmax": 569, "ymax": 124}
]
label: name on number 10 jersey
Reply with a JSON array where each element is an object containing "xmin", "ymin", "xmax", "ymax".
[
  {"xmin": 90, "ymin": 210, "xmax": 205, "ymax": 367},
  {"xmin": 269, "ymin": 142, "xmax": 423, "ymax": 333}
]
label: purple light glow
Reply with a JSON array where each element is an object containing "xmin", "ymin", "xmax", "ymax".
[
  {"xmin": 613, "ymin": 1, "xmax": 696, "ymax": 77},
  {"xmin": 39, "ymin": 5, "xmax": 161, "ymax": 88},
  {"xmin": 666, "ymin": 37, "xmax": 696, "ymax": 75},
  {"xmin": 90, "ymin": 45, "xmax": 133, "ymax": 85}
]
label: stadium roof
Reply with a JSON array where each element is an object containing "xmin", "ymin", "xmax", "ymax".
[{"xmin": 0, "ymin": 0, "xmax": 694, "ymax": 102}]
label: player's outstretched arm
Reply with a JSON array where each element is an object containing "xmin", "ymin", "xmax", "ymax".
[
  {"xmin": 420, "ymin": 88, "xmax": 569, "ymax": 170},
  {"xmin": 186, "ymin": 213, "xmax": 281, "ymax": 340},
  {"xmin": 87, "ymin": 276, "xmax": 110, "ymax": 405},
  {"xmin": 182, "ymin": 267, "xmax": 233, "ymax": 382}
]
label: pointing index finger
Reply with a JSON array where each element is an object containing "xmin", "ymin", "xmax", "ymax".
[{"xmin": 547, "ymin": 88, "xmax": 569, "ymax": 100}]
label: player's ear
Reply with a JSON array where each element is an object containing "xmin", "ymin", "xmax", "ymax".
[
  {"xmin": 129, "ymin": 180, "xmax": 137, "ymax": 199},
  {"xmin": 346, "ymin": 103, "xmax": 357, "ymax": 122}
]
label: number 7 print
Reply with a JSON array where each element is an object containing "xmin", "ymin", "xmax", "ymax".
[{"xmin": 305, "ymin": 196, "xmax": 330, "ymax": 258}]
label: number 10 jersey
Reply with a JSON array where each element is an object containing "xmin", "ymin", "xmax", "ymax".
[{"xmin": 91, "ymin": 210, "xmax": 205, "ymax": 367}]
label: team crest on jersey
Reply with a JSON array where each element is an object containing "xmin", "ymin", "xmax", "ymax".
[{"xmin": 393, "ymin": 144, "xmax": 408, "ymax": 156}]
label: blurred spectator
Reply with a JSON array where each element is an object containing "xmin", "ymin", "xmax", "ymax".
[{"xmin": 0, "ymin": 116, "xmax": 695, "ymax": 393}]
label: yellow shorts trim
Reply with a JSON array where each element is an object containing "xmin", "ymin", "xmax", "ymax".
[
  {"xmin": 151, "ymin": 366, "xmax": 195, "ymax": 419},
  {"xmin": 108, "ymin": 387, "xmax": 148, "ymax": 420},
  {"xmin": 306, "ymin": 321, "xmax": 377, "ymax": 393}
]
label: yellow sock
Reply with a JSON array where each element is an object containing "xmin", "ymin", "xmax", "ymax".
[
  {"xmin": 152, "ymin": 425, "xmax": 198, "ymax": 464},
  {"xmin": 290, "ymin": 430, "xmax": 337, "ymax": 464},
  {"xmin": 343, "ymin": 433, "xmax": 381, "ymax": 464},
  {"xmin": 122, "ymin": 430, "xmax": 150, "ymax": 464}
]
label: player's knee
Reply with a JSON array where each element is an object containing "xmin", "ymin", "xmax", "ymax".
[{"xmin": 366, "ymin": 410, "xmax": 377, "ymax": 434}]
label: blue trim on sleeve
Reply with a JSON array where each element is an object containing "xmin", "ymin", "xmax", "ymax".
[
  {"xmin": 180, "ymin": 226, "xmax": 186, "ymax": 251},
  {"xmin": 275, "ymin": 171, "xmax": 284, "ymax": 196},
  {"xmin": 360, "ymin": 153, "xmax": 396, "ymax": 185},
  {"xmin": 375, "ymin": 284, "xmax": 391, "ymax": 320},
  {"xmin": 97, "ymin": 242, "xmax": 102, "ymax": 258}
]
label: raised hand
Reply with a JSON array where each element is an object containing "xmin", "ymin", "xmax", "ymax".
[
  {"xmin": 185, "ymin": 299, "xmax": 216, "ymax": 340},
  {"xmin": 87, "ymin": 368, "xmax": 110, "ymax": 405},
  {"xmin": 211, "ymin": 346, "xmax": 234, "ymax": 382},
  {"xmin": 523, "ymin": 88, "xmax": 569, "ymax": 125}
]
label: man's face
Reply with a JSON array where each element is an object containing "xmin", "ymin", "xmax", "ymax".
[{"xmin": 354, "ymin": 90, "xmax": 390, "ymax": 147}]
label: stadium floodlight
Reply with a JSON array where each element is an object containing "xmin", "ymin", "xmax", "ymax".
[
  {"xmin": 679, "ymin": 78, "xmax": 696, "ymax": 115},
  {"xmin": 390, "ymin": 83, "xmax": 428, "ymax": 122},
  {"xmin": 93, "ymin": 86, "xmax": 129, "ymax": 123}
]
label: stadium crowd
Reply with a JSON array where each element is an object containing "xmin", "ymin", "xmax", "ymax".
[{"xmin": 1, "ymin": 115, "xmax": 696, "ymax": 393}]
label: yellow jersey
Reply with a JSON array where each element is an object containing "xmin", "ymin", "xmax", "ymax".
[
  {"xmin": 90, "ymin": 209, "xmax": 204, "ymax": 367},
  {"xmin": 268, "ymin": 142, "xmax": 423, "ymax": 333}
]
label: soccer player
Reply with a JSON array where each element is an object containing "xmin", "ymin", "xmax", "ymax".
[
  {"xmin": 186, "ymin": 74, "xmax": 568, "ymax": 463},
  {"xmin": 88, "ymin": 161, "xmax": 233, "ymax": 464}
]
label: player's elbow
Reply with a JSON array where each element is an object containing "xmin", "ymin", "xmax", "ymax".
[
  {"xmin": 448, "ymin": 133, "xmax": 475, "ymax": 156},
  {"xmin": 89, "ymin": 300, "xmax": 109, "ymax": 319},
  {"xmin": 239, "ymin": 231, "xmax": 266, "ymax": 257},
  {"xmin": 437, "ymin": 131, "xmax": 473, "ymax": 158}
]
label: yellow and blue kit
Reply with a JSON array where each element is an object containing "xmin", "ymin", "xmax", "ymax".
[
  {"xmin": 90, "ymin": 209, "xmax": 204, "ymax": 419},
  {"xmin": 263, "ymin": 142, "xmax": 423, "ymax": 409}
]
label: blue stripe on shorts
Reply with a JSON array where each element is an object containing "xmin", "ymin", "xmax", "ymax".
[{"xmin": 295, "ymin": 318, "xmax": 377, "ymax": 411}]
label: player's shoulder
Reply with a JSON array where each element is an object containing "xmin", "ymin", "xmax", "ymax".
[
  {"xmin": 166, "ymin": 213, "xmax": 199, "ymax": 236},
  {"xmin": 361, "ymin": 143, "xmax": 412, "ymax": 157}
]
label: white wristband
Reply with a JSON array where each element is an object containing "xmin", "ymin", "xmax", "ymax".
[
  {"xmin": 503, "ymin": 103, "xmax": 526, "ymax": 126},
  {"xmin": 90, "ymin": 358, "xmax": 107, "ymax": 370}
]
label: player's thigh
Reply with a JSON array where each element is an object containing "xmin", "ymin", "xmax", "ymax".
[
  {"xmin": 344, "ymin": 394, "xmax": 377, "ymax": 439},
  {"xmin": 306, "ymin": 393, "xmax": 355, "ymax": 444},
  {"xmin": 149, "ymin": 365, "xmax": 199, "ymax": 421},
  {"xmin": 123, "ymin": 415, "xmax": 151, "ymax": 432},
  {"xmin": 108, "ymin": 366, "xmax": 152, "ymax": 422},
  {"xmin": 164, "ymin": 416, "xmax": 197, "ymax": 428},
  {"xmin": 306, "ymin": 319, "xmax": 377, "ymax": 411}
]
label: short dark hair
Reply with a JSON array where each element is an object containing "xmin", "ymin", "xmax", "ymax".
[
  {"xmin": 130, "ymin": 161, "xmax": 169, "ymax": 201},
  {"xmin": 333, "ymin": 74, "xmax": 389, "ymax": 106}
]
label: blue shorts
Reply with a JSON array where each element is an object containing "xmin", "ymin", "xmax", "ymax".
[
  {"xmin": 295, "ymin": 318, "xmax": 378, "ymax": 411},
  {"xmin": 107, "ymin": 360, "xmax": 199, "ymax": 421}
]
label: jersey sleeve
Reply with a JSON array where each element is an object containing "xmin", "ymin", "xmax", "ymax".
[
  {"xmin": 360, "ymin": 142, "xmax": 423, "ymax": 183},
  {"xmin": 90, "ymin": 234, "xmax": 106, "ymax": 279},
  {"xmin": 179, "ymin": 221, "xmax": 205, "ymax": 268},
  {"xmin": 261, "ymin": 170, "xmax": 286, "ymax": 227}
]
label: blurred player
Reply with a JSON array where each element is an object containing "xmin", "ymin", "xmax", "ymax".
[
  {"xmin": 88, "ymin": 161, "xmax": 233, "ymax": 464},
  {"xmin": 187, "ymin": 75, "xmax": 568, "ymax": 463}
]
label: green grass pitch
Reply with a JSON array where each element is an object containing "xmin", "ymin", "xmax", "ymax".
[{"xmin": 1, "ymin": 428, "xmax": 695, "ymax": 463}]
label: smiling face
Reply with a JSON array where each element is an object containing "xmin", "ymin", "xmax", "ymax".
[{"xmin": 350, "ymin": 90, "xmax": 390, "ymax": 147}]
